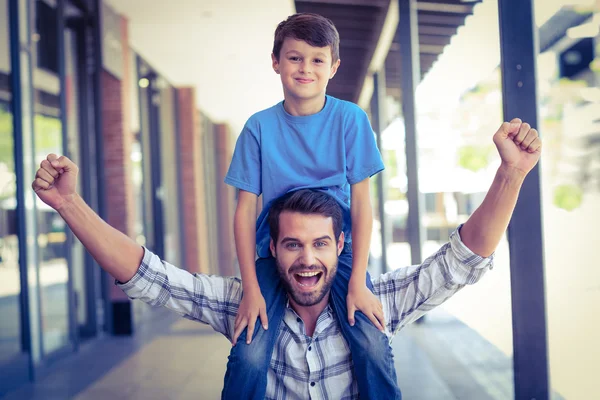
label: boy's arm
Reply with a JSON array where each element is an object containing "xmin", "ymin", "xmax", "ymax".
[
  {"xmin": 231, "ymin": 190, "xmax": 267, "ymax": 345},
  {"xmin": 347, "ymin": 178, "xmax": 385, "ymax": 330}
]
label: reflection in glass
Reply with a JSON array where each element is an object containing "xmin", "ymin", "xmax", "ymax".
[
  {"xmin": 0, "ymin": 0, "xmax": 23, "ymax": 368},
  {"xmin": 33, "ymin": 0, "xmax": 70, "ymax": 355},
  {"xmin": 64, "ymin": 23, "xmax": 87, "ymax": 328}
]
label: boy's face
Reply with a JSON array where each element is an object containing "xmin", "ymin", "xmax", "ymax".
[{"xmin": 272, "ymin": 38, "xmax": 340, "ymax": 103}]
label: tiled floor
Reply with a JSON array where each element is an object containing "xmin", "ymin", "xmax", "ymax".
[{"xmin": 3, "ymin": 306, "xmax": 558, "ymax": 400}]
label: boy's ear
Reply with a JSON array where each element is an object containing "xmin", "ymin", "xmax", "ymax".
[
  {"xmin": 270, "ymin": 239, "xmax": 277, "ymax": 258},
  {"xmin": 330, "ymin": 59, "xmax": 341, "ymax": 79},
  {"xmin": 271, "ymin": 53, "xmax": 280, "ymax": 74}
]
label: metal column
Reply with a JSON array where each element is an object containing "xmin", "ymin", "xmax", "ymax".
[
  {"xmin": 398, "ymin": 0, "xmax": 424, "ymax": 264},
  {"xmin": 498, "ymin": 0, "xmax": 550, "ymax": 398},
  {"xmin": 371, "ymin": 71, "xmax": 388, "ymax": 274}
]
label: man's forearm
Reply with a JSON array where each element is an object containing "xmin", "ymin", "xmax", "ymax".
[
  {"xmin": 57, "ymin": 194, "xmax": 143, "ymax": 282},
  {"xmin": 460, "ymin": 165, "xmax": 526, "ymax": 257}
]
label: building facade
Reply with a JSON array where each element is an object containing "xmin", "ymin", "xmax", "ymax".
[{"xmin": 0, "ymin": 0, "xmax": 237, "ymax": 394}]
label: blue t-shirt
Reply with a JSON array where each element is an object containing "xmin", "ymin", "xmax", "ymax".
[{"xmin": 225, "ymin": 95, "xmax": 384, "ymax": 258}]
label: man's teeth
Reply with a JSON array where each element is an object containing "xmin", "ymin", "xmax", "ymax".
[{"xmin": 297, "ymin": 271, "xmax": 320, "ymax": 277}]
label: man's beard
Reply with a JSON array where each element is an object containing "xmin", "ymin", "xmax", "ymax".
[{"xmin": 276, "ymin": 258, "xmax": 338, "ymax": 307}]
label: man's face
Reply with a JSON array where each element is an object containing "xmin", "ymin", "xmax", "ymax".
[
  {"xmin": 271, "ymin": 38, "xmax": 340, "ymax": 103},
  {"xmin": 270, "ymin": 211, "xmax": 344, "ymax": 308}
]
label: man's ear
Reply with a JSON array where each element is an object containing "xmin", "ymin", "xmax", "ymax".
[
  {"xmin": 330, "ymin": 58, "xmax": 341, "ymax": 79},
  {"xmin": 337, "ymin": 232, "xmax": 345, "ymax": 256},
  {"xmin": 270, "ymin": 239, "xmax": 277, "ymax": 258},
  {"xmin": 271, "ymin": 53, "xmax": 280, "ymax": 74}
]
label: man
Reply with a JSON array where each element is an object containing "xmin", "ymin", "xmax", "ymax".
[{"xmin": 31, "ymin": 119, "xmax": 541, "ymax": 399}]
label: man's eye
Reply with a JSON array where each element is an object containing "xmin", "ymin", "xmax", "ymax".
[
  {"xmin": 315, "ymin": 241, "xmax": 327, "ymax": 247},
  {"xmin": 286, "ymin": 243, "xmax": 299, "ymax": 249}
]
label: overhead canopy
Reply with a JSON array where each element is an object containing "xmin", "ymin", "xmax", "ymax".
[{"xmin": 295, "ymin": 0, "xmax": 482, "ymax": 105}]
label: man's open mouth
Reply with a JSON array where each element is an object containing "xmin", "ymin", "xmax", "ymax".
[{"xmin": 293, "ymin": 271, "xmax": 323, "ymax": 288}]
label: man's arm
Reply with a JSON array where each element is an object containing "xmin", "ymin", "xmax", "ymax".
[
  {"xmin": 118, "ymin": 248, "xmax": 241, "ymax": 339},
  {"xmin": 376, "ymin": 119, "xmax": 542, "ymax": 335},
  {"xmin": 460, "ymin": 119, "xmax": 542, "ymax": 257},
  {"xmin": 32, "ymin": 154, "xmax": 142, "ymax": 282},
  {"xmin": 32, "ymin": 154, "xmax": 241, "ymax": 337}
]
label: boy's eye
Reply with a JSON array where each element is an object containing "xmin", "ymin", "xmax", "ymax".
[
  {"xmin": 314, "ymin": 59, "xmax": 324, "ymax": 64},
  {"xmin": 289, "ymin": 56, "xmax": 301, "ymax": 62}
]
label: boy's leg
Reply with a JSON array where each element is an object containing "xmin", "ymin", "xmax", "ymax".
[
  {"xmin": 221, "ymin": 257, "xmax": 286, "ymax": 400},
  {"xmin": 329, "ymin": 245, "xmax": 402, "ymax": 400}
]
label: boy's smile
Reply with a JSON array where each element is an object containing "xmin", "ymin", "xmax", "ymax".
[{"xmin": 272, "ymin": 38, "xmax": 340, "ymax": 116}]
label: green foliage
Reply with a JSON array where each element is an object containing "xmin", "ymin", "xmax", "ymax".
[
  {"xmin": 457, "ymin": 145, "xmax": 493, "ymax": 172},
  {"xmin": 34, "ymin": 114, "xmax": 62, "ymax": 152},
  {"xmin": 553, "ymin": 184, "xmax": 583, "ymax": 211},
  {"xmin": 0, "ymin": 105, "xmax": 14, "ymax": 165},
  {"xmin": 383, "ymin": 150, "xmax": 397, "ymax": 177}
]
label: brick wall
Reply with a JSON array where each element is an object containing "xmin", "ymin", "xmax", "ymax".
[
  {"xmin": 176, "ymin": 88, "xmax": 210, "ymax": 274},
  {"xmin": 101, "ymin": 15, "xmax": 135, "ymax": 302},
  {"xmin": 215, "ymin": 123, "xmax": 237, "ymax": 277}
]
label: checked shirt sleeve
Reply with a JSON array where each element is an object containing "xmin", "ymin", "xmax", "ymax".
[
  {"xmin": 116, "ymin": 247, "xmax": 242, "ymax": 340},
  {"xmin": 374, "ymin": 225, "xmax": 494, "ymax": 336}
]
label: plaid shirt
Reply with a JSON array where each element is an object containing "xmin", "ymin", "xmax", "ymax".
[{"xmin": 117, "ymin": 227, "xmax": 493, "ymax": 399}]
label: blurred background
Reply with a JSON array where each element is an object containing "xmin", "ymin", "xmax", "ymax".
[{"xmin": 0, "ymin": 0, "xmax": 599, "ymax": 399}]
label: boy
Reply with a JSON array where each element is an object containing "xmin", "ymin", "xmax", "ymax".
[{"xmin": 223, "ymin": 13, "xmax": 400, "ymax": 399}]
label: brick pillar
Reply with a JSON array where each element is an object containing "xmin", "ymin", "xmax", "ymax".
[
  {"xmin": 214, "ymin": 123, "xmax": 237, "ymax": 276},
  {"xmin": 176, "ymin": 87, "xmax": 210, "ymax": 274},
  {"xmin": 100, "ymin": 10, "xmax": 136, "ymax": 334}
]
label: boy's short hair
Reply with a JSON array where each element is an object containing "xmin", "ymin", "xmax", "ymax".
[
  {"xmin": 268, "ymin": 189, "xmax": 343, "ymax": 243},
  {"xmin": 272, "ymin": 13, "xmax": 340, "ymax": 62}
]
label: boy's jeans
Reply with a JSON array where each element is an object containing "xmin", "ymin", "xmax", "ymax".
[{"xmin": 221, "ymin": 246, "xmax": 402, "ymax": 400}]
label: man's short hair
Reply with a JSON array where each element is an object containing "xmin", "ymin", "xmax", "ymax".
[
  {"xmin": 272, "ymin": 13, "xmax": 340, "ymax": 62},
  {"xmin": 268, "ymin": 189, "xmax": 343, "ymax": 243}
]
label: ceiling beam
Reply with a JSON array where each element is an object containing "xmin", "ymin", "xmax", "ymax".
[
  {"xmin": 417, "ymin": 12, "xmax": 467, "ymax": 26},
  {"xmin": 296, "ymin": 0, "xmax": 388, "ymax": 7},
  {"xmin": 419, "ymin": 34, "xmax": 452, "ymax": 46},
  {"xmin": 416, "ymin": 1, "xmax": 474, "ymax": 14},
  {"xmin": 417, "ymin": 24, "xmax": 457, "ymax": 35},
  {"xmin": 357, "ymin": 0, "xmax": 399, "ymax": 107}
]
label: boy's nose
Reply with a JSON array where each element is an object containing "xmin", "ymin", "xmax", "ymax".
[{"xmin": 299, "ymin": 60, "xmax": 312, "ymax": 74}]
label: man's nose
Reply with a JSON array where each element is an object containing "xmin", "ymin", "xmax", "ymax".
[{"xmin": 299, "ymin": 247, "xmax": 317, "ymax": 265}]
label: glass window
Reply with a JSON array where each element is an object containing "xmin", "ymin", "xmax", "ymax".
[
  {"xmin": 158, "ymin": 83, "xmax": 182, "ymax": 267},
  {"xmin": 33, "ymin": 0, "xmax": 70, "ymax": 356},
  {"xmin": 64, "ymin": 2, "xmax": 87, "ymax": 332},
  {"xmin": 0, "ymin": 0, "xmax": 23, "ymax": 368}
]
